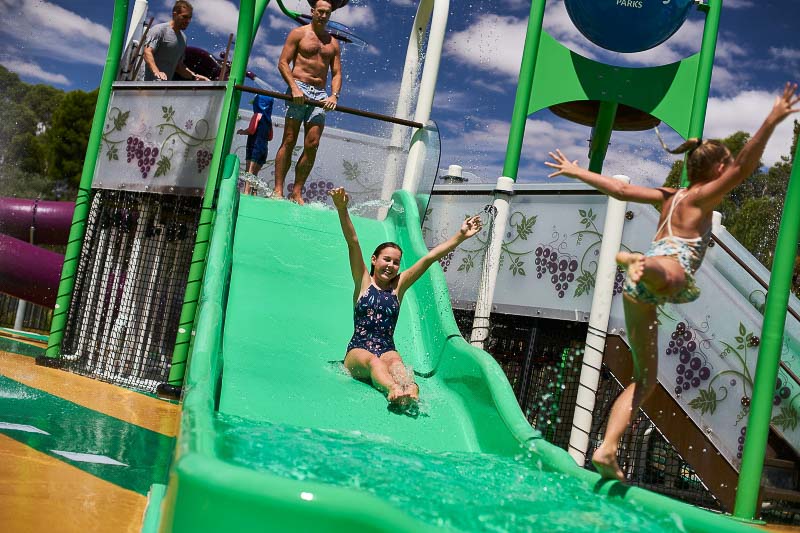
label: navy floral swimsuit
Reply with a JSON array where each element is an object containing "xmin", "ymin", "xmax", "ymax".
[{"xmin": 347, "ymin": 284, "xmax": 400, "ymax": 357}]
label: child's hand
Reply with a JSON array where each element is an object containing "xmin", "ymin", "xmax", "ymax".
[
  {"xmin": 328, "ymin": 187, "xmax": 349, "ymax": 211},
  {"xmin": 459, "ymin": 215, "xmax": 482, "ymax": 239},
  {"xmin": 545, "ymin": 149, "xmax": 582, "ymax": 179},
  {"xmin": 767, "ymin": 82, "xmax": 800, "ymax": 125}
]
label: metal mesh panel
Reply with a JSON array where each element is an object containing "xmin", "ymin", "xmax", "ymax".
[
  {"xmin": 0, "ymin": 294, "xmax": 52, "ymax": 334},
  {"xmin": 453, "ymin": 309, "xmax": 721, "ymax": 511},
  {"xmin": 761, "ymin": 500, "xmax": 800, "ymax": 525},
  {"xmin": 59, "ymin": 190, "xmax": 200, "ymax": 392},
  {"xmin": 586, "ymin": 366, "xmax": 722, "ymax": 511}
]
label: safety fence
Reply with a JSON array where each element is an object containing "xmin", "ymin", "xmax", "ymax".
[
  {"xmin": 452, "ymin": 310, "xmax": 723, "ymax": 512},
  {"xmin": 0, "ymin": 294, "xmax": 52, "ymax": 334},
  {"xmin": 56, "ymin": 190, "xmax": 201, "ymax": 392}
]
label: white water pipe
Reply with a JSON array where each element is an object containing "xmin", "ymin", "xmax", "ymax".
[
  {"xmin": 470, "ymin": 177, "xmax": 515, "ymax": 348},
  {"xmin": 568, "ymin": 174, "xmax": 630, "ymax": 466},
  {"xmin": 401, "ymin": 0, "xmax": 449, "ymax": 195},
  {"xmin": 121, "ymin": 0, "xmax": 149, "ymax": 80},
  {"xmin": 378, "ymin": 0, "xmax": 434, "ymax": 210},
  {"xmin": 124, "ymin": 0, "xmax": 149, "ymax": 53}
]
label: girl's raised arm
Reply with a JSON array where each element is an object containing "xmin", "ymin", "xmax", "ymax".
[
  {"xmin": 545, "ymin": 149, "xmax": 672, "ymax": 206},
  {"xmin": 329, "ymin": 188, "xmax": 370, "ymax": 302},
  {"xmin": 396, "ymin": 215, "xmax": 482, "ymax": 300},
  {"xmin": 695, "ymin": 82, "xmax": 800, "ymax": 210}
]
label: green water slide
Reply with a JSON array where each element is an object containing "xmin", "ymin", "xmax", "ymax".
[{"xmin": 156, "ymin": 156, "xmax": 756, "ymax": 532}]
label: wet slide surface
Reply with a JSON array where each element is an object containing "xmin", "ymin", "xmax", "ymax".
[
  {"xmin": 219, "ymin": 197, "xmax": 490, "ymax": 453},
  {"xmin": 204, "ymin": 194, "xmax": 755, "ymax": 532}
]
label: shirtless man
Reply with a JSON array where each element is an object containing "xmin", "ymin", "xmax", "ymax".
[{"xmin": 273, "ymin": 0, "xmax": 342, "ymax": 203}]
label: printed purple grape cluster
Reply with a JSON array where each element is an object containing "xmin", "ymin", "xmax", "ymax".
[
  {"xmin": 737, "ymin": 426, "xmax": 746, "ymax": 459},
  {"xmin": 439, "ymin": 251, "xmax": 454, "ymax": 272},
  {"xmin": 196, "ymin": 149, "xmax": 212, "ymax": 172},
  {"xmin": 774, "ymin": 377, "xmax": 791, "ymax": 406},
  {"xmin": 534, "ymin": 246, "xmax": 577, "ymax": 299},
  {"xmin": 667, "ymin": 322, "xmax": 710, "ymax": 395},
  {"xmin": 613, "ymin": 265, "xmax": 625, "ymax": 295},
  {"xmin": 126, "ymin": 136, "xmax": 158, "ymax": 179},
  {"xmin": 287, "ymin": 180, "xmax": 335, "ymax": 203}
]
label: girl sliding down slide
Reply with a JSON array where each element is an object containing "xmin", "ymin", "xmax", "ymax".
[{"xmin": 329, "ymin": 187, "xmax": 482, "ymax": 408}]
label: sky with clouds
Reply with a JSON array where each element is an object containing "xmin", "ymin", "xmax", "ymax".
[{"xmin": 1, "ymin": 0, "xmax": 798, "ymax": 187}]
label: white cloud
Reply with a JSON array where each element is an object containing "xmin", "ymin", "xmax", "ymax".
[
  {"xmin": 0, "ymin": 58, "xmax": 70, "ymax": 85},
  {"xmin": 705, "ymin": 89, "xmax": 797, "ymax": 166},
  {"xmin": 331, "ymin": 5, "xmax": 376, "ymax": 27},
  {"xmin": 0, "ymin": 0, "xmax": 110, "ymax": 66},
  {"xmin": 187, "ymin": 0, "xmax": 240, "ymax": 35},
  {"xmin": 389, "ymin": 0, "xmax": 415, "ymax": 6},
  {"xmin": 769, "ymin": 47, "xmax": 800, "ymax": 63},
  {"xmin": 444, "ymin": 14, "xmax": 526, "ymax": 78},
  {"xmin": 267, "ymin": 13, "xmax": 298, "ymax": 33},
  {"xmin": 14, "ymin": 0, "xmax": 110, "ymax": 44}
]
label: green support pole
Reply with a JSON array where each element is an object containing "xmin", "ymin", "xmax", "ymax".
[
  {"xmin": 165, "ymin": 0, "xmax": 256, "ymax": 389},
  {"xmin": 501, "ymin": 0, "xmax": 546, "ymax": 181},
  {"xmin": 45, "ymin": 0, "xmax": 130, "ymax": 358},
  {"xmin": 587, "ymin": 101, "xmax": 618, "ymax": 174},
  {"xmin": 680, "ymin": 0, "xmax": 722, "ymax": 187},
  {"xmin": 733, "ymin": 140, "xmax": 800, "ymax": 520}
]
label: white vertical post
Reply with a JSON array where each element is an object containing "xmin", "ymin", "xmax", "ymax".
[
  {"xmin": 13, "ymin": 301, "xmax": 27, "ymax": 331},
  {"xmin": 379, "ymin": 0, "xmax": 433, "ymax": 210},
  {"xmin": 470, "ymin": 177, "xmax": 515, "ymax": 348},
  {"xmin": 14, "ymin": 222, "xmax": 36, "ymax": 331},
  {"xmin": 568, "ymin": 174, "xmax": 630, "ymax": 465},
  {"xmin": 401, "ymin": 0, "xmax": 449, "ymax": 196}
]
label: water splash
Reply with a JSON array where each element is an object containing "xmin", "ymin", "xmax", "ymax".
[{"xmin": 215, "ymin": 415, "xmax": 684, "ymax": 532}]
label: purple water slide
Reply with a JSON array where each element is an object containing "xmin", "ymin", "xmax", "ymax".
[
  {"xmin": 0, "ymin": 197, "xmax": 74, "ymax": 244},
  {"xmin": 0, "ymin": 233, "xmax": 62, "ymax": 308},
  {"xmin": 0, "ymin": 197, "xmax": 73, "ymax": 308}
]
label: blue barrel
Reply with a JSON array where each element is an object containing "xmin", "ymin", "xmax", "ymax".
[{"xmin": 565, "ymin": 0, "xmax": 694, "ymax": 53}]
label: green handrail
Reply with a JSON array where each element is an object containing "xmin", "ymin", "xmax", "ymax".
[
  {"xmin": 501, "ymin": 0, "xmax": 546, "ymax": 181},
  {"xmin": 734, "ymin": 139, "xmax": 800, "ymax": 520},
  {"xmin": 45, "ymin": 0, "xmax": 130, "ymax": 357},
  {"xmin": 166, "ymin": 0, "xmax": 257, "ymax": 388},
  {"xmin": 679, "ymin": 0, "xmax": 722, "ymax": 187},
  {"xmin": 587, "ymin": 101, "xmax": 618, "ymax": 174}
]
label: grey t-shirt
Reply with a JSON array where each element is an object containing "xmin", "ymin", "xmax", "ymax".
[{"xmin": 143, "ymin": 22, "xmax": 186, "ymax": 81}]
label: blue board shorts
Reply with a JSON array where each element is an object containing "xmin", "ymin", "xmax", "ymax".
[{"xmin": 285, "ymin": 80, "xmax": 327, "ymax": 125}]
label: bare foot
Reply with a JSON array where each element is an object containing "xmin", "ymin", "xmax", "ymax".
[
  {"xmin": 272, "ymin": 188, "xmax": 284, "ymax": 199},
  {"xmin": 405, "ymin": 382, "xmax": 419, "ymax": 402},
  {"xmin": 592, "ymin": 447, "xmax": 624, "ymax": 481},
  {"xmin": 387, "ymin": 385, "xmax": 413, "ymax": 406},
  {"xmin": 616, "ymin": 251, "xmax": 646, "ymax": 285},
  {"xmin": 289, "ymin": 194, "xmax": 305, "ymax": 206}
]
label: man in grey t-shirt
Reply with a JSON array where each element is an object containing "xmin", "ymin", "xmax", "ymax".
[{"xmin": 142, "ymin": 1, "xmax": 209, "ymax": 81}]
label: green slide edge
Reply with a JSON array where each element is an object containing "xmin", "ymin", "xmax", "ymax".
[{"xmin": 157, "ymin": 154, "xmax": 755, "ymax": 532}]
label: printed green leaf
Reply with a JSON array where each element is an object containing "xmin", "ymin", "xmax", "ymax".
[
  {"xmin": 458, "ymin": 255, "xmax": 474, "ymax": 273},
  {"xmin": 154, "ymin": 155, "xmax": 171, "ymax": 178},
  {"xmin": 516, "ymin": 214, "xmax": 537, "ymax": 240},
  {"xmin": 574, "ymin": 270, "xmax": 594, "ymax": 298},
  {"xmin": 689, "ymin": 388, "xmax": 718, "ymax": 415},
  {"xmin": 112, "ymin": 110, "xmax": 130, "ymax": 131},
  {"xmin": 771, "ymin": 406, "xmax": 798, "ymax": 432}
]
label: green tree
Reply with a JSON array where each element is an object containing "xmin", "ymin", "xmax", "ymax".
[{"xmin": 45, "ymin": 89, "xmax": 98, "ymax": 185}]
